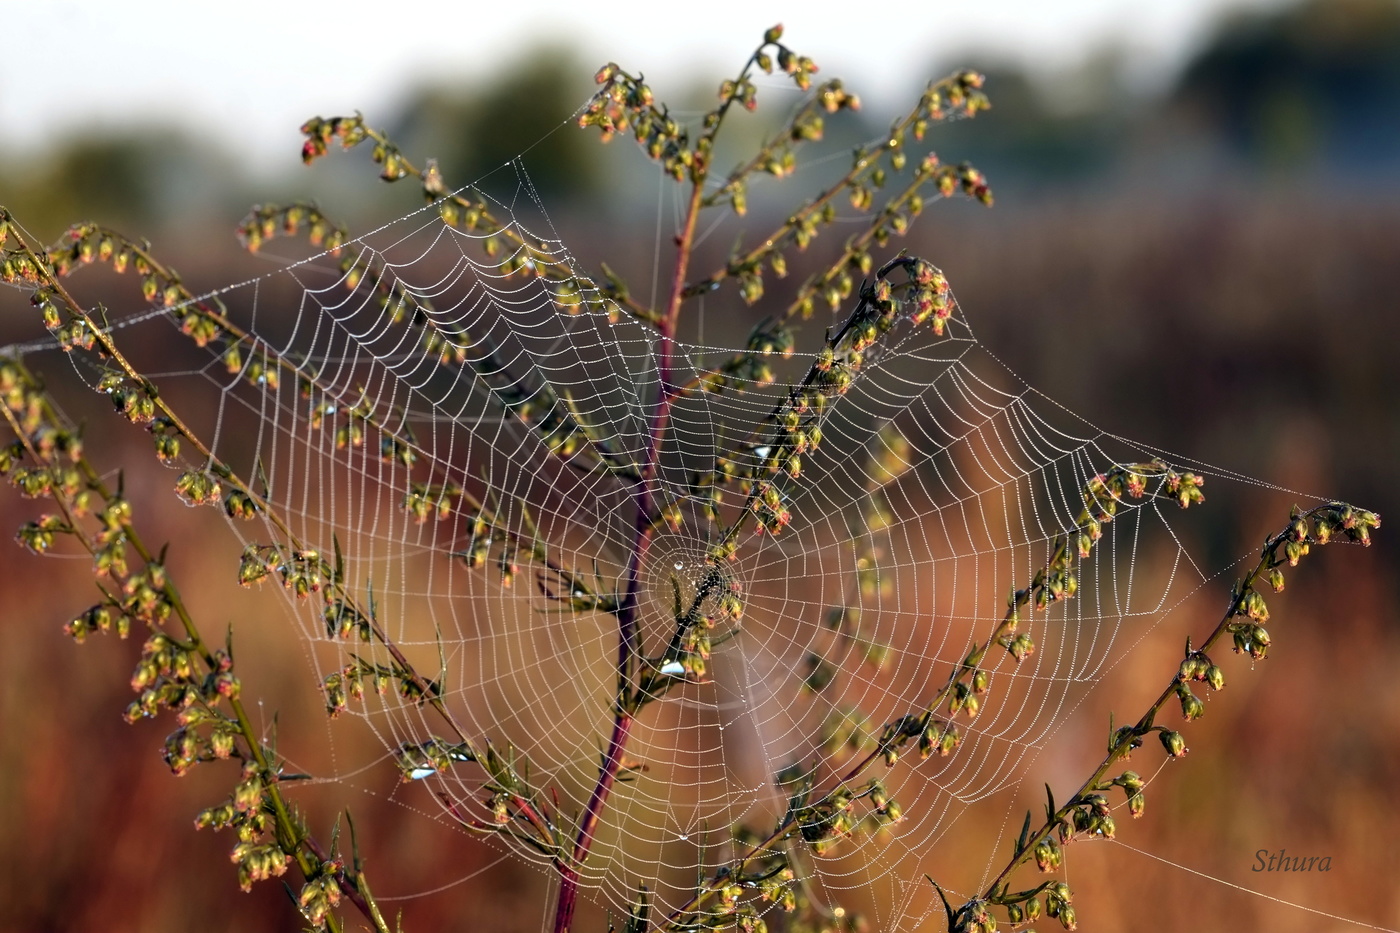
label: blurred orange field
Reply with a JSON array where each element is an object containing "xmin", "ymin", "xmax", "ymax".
[{"xmin": 2, "ymin": 191, "xmax": 1396, "ymax": 933}]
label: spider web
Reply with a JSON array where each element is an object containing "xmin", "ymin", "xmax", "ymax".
[{"xmin": 7, "ymin": 163, "xmax": 1341, "ymax": 931}]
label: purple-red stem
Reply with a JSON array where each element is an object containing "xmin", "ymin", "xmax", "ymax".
[{"xmin": 551, "ymin": 178, "xmax": 706, "ymax": 933}]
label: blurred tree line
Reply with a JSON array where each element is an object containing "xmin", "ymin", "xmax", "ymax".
[{"xmin": 3, "ymin": 0, "xmax": 1398, "ymax": 239}]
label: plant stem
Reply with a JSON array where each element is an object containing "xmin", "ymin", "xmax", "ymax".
[
  {"xmin": 1, "ymin": 399, "xmax": 370, "ymax": 933},
  {"xmin": 975, "ymin": 517, "xmax": 1304, "ymax": 905},
  {"xmin": 552, "ymin": 157, "xmax": 707, "ymax": 933}
]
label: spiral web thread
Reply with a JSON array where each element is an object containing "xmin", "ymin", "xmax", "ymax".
[{"xmin": 12, "ymin": 165, "xmax": 1328, "ymax": 931}]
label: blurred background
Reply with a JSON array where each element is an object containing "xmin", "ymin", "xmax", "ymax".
[{"xmin": 2, "ymin": 0, "xmax": 1398, "ymax": 930}]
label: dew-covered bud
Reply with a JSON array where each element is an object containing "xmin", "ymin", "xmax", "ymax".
[
  {"xmin": 194, "ymin": 801, "xmax": 237, "ymax": 831},
  {"xmin": 1007, "ymin": 632, "xmax": 1035, "ymax": 662},
  {"xmin": 1179, "ymin": 655, "xmax": 1203, "ymax": 682},
  {"xmin": 233, "ymin": 771, "xmax": 264, "ymax": 813},
  {"xmin": 210, "ymin": 728, "xmax": 236, "ymax": 760},
  {"xmin": 1036, "ymin": 834, "xmax": 1052, "ymax": 874},
  {"xmin": 1159, "ymin": 729, "xmax": 1187, "ymax": 758},
  {"xmin": 1177, "ymin": 684, "xmax": 1205, "ymax": 721}
]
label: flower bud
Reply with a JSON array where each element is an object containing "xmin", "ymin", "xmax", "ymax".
[
  {"xmin": 1159, "ymin": 729, "xmax": 1187, "ymax": 758},
  {"xmin": 1034, "ymin": 839, "xmax": 1054, "ymax": 872},
  {"xmin": 1178, "ymin": 685, "xmax": 1205, "ymax": 721},
  {"xmin": 1178, "ymin": 656, "xmax": 1202, "ymax": 682}
]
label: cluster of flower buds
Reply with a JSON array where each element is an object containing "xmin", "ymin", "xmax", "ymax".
[
  {"xmin": 96, "ymin": 370, "xmax": 157, "ymax": 424},
  {"xmin": 15, "ymin": 513, "xmax": 68, "ymax": 553},
  {"xmin": 394, "ymin": 737, "xmax": 476, "ymax": 782},
  {"xmin": 753, "ymin": 866, "xmax": 798, "ymax": 912},
  {"xmin": 236, "ymin": 202, "xmax": 347, "ymax": 254},
  {"xmin": 920, "ymin": 717, "xmax": 962, "ymax": 759},
  {"xmin": 1229, "ymin": 620, "xmax": 1271, "ymax": 660},
  {"xmin": 125, "ymin": 632, "xmax": 238, "ymax": 729},
  {"xmin": 1042, "ymin": 880, "xmax": 1077, "ymax": 931},
  {"xmin": 66, "ymin": 602, "xmax": 131, "ymax": 642},
  {"xmin": 230, "ymin": 838, "xmax": 290, "ymax": 893},
  {"xmin": 905, "ymin": 259, "xmax": 954, "ymax": 334},
  {"xmin": 677, "ymin": 615, "xmax": 717, "ymax": 679},
  {"xmin": 998, "ymin": 628, "xmax": 1036, "ymax": 663},
  {"xmin": 147, "ymin": 416, "xmax": 181, "ymax": 463},
  {"xmin": 952, "ymin": 898, "xmax": 998, "ymax": 933},
  {"xmin": 1033, "ymin": 833, "xmax": 1064, "ymax": 873},
  {"xmin": 1, "ymin": 363, "xmax": 44, "ymax": 435},
  {"xmin": 223, "ymin": 487, "xmax": 258, "ymax": 521},
  {"xmin": 582, "ymin": 65, "xmax": 693, "ymax": 181},
  {"xmin": 173, "ymin": 469, "xmax": 221, "ymax": 507},
  {"xmin": 865, "ymin": 779, "xmax": 904, "ymax": 824},
  {"xmin": 323, "ymin": 599, "xmax": 373, "ymax": 643},
  {"xmin": 795, "ymin": 788, "xmax": 858, "ymax": 856},
  {"xmin": 327, "ymin": 656, "xmax": 436, "ymax": 716},
  {"xmin": 193, "ymin": 770, "xmax": 290, "ymax": 891},
  {"xmin": 918, "ymin": 71, "xmax": 991, "ymax": 126},
  {"xmin": 0, "ymin": 247, "xmax": 44, "ymax": 284},
  {"xmin": 116, "ymin": 561, "xmax": 169, "ymax": 625},
  {"xmin": 297, "ymin": 863, "xmax": 344, "ymax": 927},
  {"xmin": 237, "ymin": 543, "xmax": 336, "ymax": 599},
  {"xmin": 56, "ymin": 224, "xmax": 238, "ymax": 359},
  {"xmin": 1104, "ymin": 770, "xmax": 1147, "ymax": 819},
  {"xmin": 493, "ymin": 377, "xmax": 610, "ymax": 463},
  {"xmin": 1005, "ymin": 895, "xmax": 1043, "ymax": 927},
  {"xmin": 1303, "ymin": 501, "xmax": 1380, "ymax": 549},
  {"xmin": 299, "ymin": 115, "xmax": 371, "ymax": 167},
  {"xmin": 749, "ymin": 480, "xmax": 793, "ymax": 534},
  {"xmin": 281, "ymin": 548, "xmax": 334, "ymax": 598},
  {"xmin": 23, "ymin": 280, "xmax": 86, "ymax": 351},
  {"xmin": 402, "ymin": 480, "xmax": 461, "ymax": 523},
  {"xmin": 1082, "ymin": 461, "xmax": 1204, "ymax": 529},
  {"xmin": 1179, "ymin": 649, "xmax": 1226, "ymax": 692},
  {"xmin": 162, "ymin": 715, "xmax": 238, "ymax": 776},
  {"xmin": 453, "ymin": 512, "xmax": 501, "ymax": 572},
  {"xmin": 9, "ymin": 464, "xmax": 53, "ymax": 499}
]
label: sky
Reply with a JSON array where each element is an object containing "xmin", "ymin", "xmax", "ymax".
[{"xmin": 2, "ymin": 0, "xmax": 1290, "ymax": 170}]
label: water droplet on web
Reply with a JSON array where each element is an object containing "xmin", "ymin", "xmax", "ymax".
[
  {"xmin": 679, "ymin": 833, "xmax": 688, "ymax": 841},
  {"xmin": 674, "ymin": 562, "xmax": 684, "ymax": 571}
]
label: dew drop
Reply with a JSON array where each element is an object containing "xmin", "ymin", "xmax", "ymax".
[
  {"xmin": 674, "ymin": 562, "xmax": 684, "ymax": 571},
  {"xmin": 679, "ymin": 834, "xmax": 688, "ymax": 841}
]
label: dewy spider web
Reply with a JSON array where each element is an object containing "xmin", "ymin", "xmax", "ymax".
[{"xmin": 8, "ymin": 163, "xmax": 1340, "ymax": 931}]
